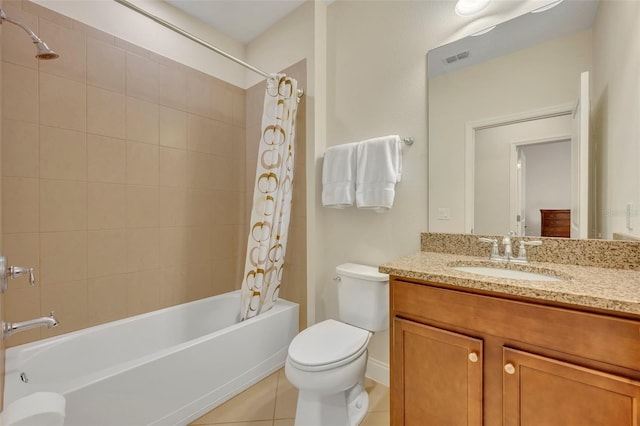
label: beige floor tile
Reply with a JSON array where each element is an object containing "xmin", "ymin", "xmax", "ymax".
[
  {"xmin": 190, "ymin": 372, "xmax": 279, "ymax": 425},
  {"xmin": 361, "ymin": 411, "xmax": 391, "ymax": 426},
  {"xmin": 273, "ymin": 420, "xmax": 294, "ymax": 426},
  {"xmin": 365, "ymin": 379, "xmax": 390, "ymax": 413},
  {"xmin": 274, "ymin": 369, "xmax": 298, "ymax": 419},
  {"xmin": 196, "ymin": 422, "xmax": 272, "ymax": 426}
]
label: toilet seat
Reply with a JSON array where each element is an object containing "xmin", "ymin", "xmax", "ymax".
[{"xmin": 288, "ymin": 319, "xmax": 371, "ymax": 372}]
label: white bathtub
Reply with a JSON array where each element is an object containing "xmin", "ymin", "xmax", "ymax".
[{"xmin": 4, "ymin": 290, "xmax": 299, "ymax": 426}]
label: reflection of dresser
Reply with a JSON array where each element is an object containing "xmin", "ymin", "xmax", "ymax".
[{"xmin": 540, "ymin": 209, "xmax": 571, "ymax": 237}]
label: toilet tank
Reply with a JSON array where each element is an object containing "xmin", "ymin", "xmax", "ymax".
[{"xmin": 336, "ymin": 263, "xmax": 389, "ymax": 332}]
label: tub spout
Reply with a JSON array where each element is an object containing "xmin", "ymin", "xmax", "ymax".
[{"xmin": 3, "ymin": 311, "xmax": 59, "ymax": 339}]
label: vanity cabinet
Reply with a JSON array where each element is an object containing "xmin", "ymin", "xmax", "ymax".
[{"xmin": 390, "ymin": 278, "xmax": 640, "ymax": 426}]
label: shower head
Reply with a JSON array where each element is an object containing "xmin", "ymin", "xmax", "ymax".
[{"xmin": 0, "ymin": 8, "xmax": 59, "ymax": 60}]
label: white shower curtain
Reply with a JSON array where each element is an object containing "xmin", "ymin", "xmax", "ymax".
[{"xmin": 240, "ymin": 74, "xmax": 299, "ymax": 320}]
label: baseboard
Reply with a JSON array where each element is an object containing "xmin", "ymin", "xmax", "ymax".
[{"xmin": 365, "ymin": 356, "xmax": 389, "ymax": 387}]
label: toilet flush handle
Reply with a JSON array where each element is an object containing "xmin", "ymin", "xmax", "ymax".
[{"xmin": 333, "ymin": 276, "xmax": 341, "ymax": 282}]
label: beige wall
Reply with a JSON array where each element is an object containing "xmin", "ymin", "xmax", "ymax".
[
  {"xmin": 428, "ymin": 29, "xmax": 592, "ymax": 234},
  {"xmin": 592, "ymin": 0, "xmax": 640, "ymax": 239},
  {"xmin": 1, "ymin": 0, "xmax": 246, "ymax": 347},
  {"xmin": 323, "ymin": 0, "xmax": 556, "ymax": 381}
]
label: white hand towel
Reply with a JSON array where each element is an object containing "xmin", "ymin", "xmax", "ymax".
[
  {"xmin": 355, "ymin": 135, "xmax": 402, "ymax": 212},
  {"xmin": 322, "ymin": 142, "xmax": 358, "ymax": 208}
]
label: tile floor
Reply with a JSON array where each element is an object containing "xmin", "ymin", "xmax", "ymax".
[{"xmin": 190, "ymin": 368, "xmax": 390, "ymax": 426}]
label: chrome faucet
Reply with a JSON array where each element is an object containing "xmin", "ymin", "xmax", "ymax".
[
  {"xmin": 3, "ymin": 311, "xmax": 59, "ymax": 339},
  {"xmin": 479, "ymin": 234, "xmax": 542, "ymax": 263}
]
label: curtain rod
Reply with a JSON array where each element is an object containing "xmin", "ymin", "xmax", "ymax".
[{"xmin": 113, "ymin": 0, "xmax": 272, "ymax": 79}]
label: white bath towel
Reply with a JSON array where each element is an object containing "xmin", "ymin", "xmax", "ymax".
[
  {"xmin": 355, "ymin": 135, "xmax": 402, "ymax": 212},
  {"xmin": 322, "ymin": 142, "xmax": 359, "ymax": 208}
]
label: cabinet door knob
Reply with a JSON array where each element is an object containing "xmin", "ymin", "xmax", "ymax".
[
  {"xmin": 468, "ymin": 352, "xmax": 479, "ymax": 363},
  {"xmin": 504, "ymin": 363, "xmax": 516, "ymax": 375}
]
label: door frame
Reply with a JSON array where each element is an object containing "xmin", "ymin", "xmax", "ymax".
[
  {"xmin": 509, "ymin": 136, "xmax": 572, "ymax": 236},
  {"xmin": 464, "ymin": 103, "xmax": 574, "ymax": 234}
]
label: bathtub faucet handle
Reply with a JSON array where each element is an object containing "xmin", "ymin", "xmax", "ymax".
[
  {"xmin": 8, "ymin": 265, "xmax": 36, "ymax": 286},
  {"xmin": 0, "ymin": 254, "xmax": 36, "ymax": 293}
]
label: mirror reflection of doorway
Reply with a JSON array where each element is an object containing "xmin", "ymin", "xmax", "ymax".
[
  {"xmin": 514, "ymin": 140, "xmax": 571, "ymax": 236},
  {"xmin": 473, "ymin": 113, "xmax": 573, "ymax": 236}
]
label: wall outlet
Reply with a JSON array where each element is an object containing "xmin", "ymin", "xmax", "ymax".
[{"xmin": 437, "ymin": 208, "xmax": 450, "ymax": 220}]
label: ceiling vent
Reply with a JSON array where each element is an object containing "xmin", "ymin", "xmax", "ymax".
[{"xmin": 444, "ymin": 51, "xmax": 470, "ymax": 65}]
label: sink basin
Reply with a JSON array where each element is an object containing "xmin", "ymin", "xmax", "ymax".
[{"xmin": 451, "ymin": 266, "xmax": 561, "ymax": 281}]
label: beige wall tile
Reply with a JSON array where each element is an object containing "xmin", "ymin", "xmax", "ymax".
[
  {"xmin": 40, "ymin": 180, "xmax": 87, "ymax": 232},
  {"xmin": 212, "ymin": 80, "xmax": 234, "ymax": 123},
  {"xmin": 126, "ymin": 52, "xmax": 158, "ymax": 103},
  {"xmin": 126, "ymin": 97, "xmax": 159, "ymax": 144},
  {"xmin": 23, "ymin": 2, "xmax": 73, "ymax": 28},
  {"xmin": 126, "ymin": 228, "xmax": 159, "ymax": 272},
  {"xmin": 39, "ymin": 72, "xmax": 86, "ymax": 131},
  {"xmin": 210, "ymin": 258, "xmax": 236, "ymax": 294},
  {"xmin": 127, "ymin": 185, "xmax": 159, "ymax": 228},
  {"xmin": 87, "ymin": 135, "xmax": 126, "ymax": 183},
  {"xmin": 187, "ymin": 114, "xmax": 213, "ymax": 154},
  {"xmin": 126, "ymin": 141, "xmax": 159, "ymax": 186},
  {"xmin": 87, "ymin": 182, "xmax": 126, "ymax": 230},
  {"xmin": 40, "ymin": 231, "xmax": 87, "ymax": 285},
  {"xmin": 2, "ymin": 119, "xmax": 39, "ymax": 178},
  {"xmin": 40, "ymin": 280, "xmax": 88, "ymax": 336},
  {"xmin": 158, "ymin": 266, "xmax": 188, "ymax": 308},
  {"xmin": 3, "ymin": 62, "xmax": 38, "ymax": 123},
  {"xmin": 211, "ymin": 225, "xmax": 240, "ymax": 260},
  {"xmin": 159, "ymin": 227, "xmax": 187, "ymax": 268},
  {"xmin": 158, "ymin": 63, "xmax": 187, "ymax": 111},
  {"xmin": 159, "ymin": 106, "xmax": 187, "ymax": 149},
  {"xmin": 88, "ymin": 274, "xmax": 127, "ymax": 325},
  {"xmin": 213, "ymin": 190, "xmax": 243, "ymax": 225},
  {"xmin": 40, "ymin": 125, "xmax": 87, "ymax": 180},
  {"xmin": 87, "ymin": 37, "xmax": 126, "ymax": 93},
  {"xmin": 187, "ymin": 189, "xmax": 213, "ymax": 228},
  {"xmin": 187, "ymin": 227, "xmax": 212, "ymax": 266},
  {"xmin": 187, "ymin": 72, "xmax": 213, "ymax": 118},
  {"xmin": 186, "ymin": 261, "xmax": 212, "ymax": 302},
  {"xmin": 159, "ymin": 187, "xmax": 187, "ymax": 227},
  {"xmin": 187, "ymin": 151, "xmax": 213, "ymax": 190},
  {"xmin": 87, "ymin": 85, "xmax": 125, "ymax": 138},
  {"xmin": 38, "ymin": 18, "xmax": 86, "ymax": 82},
  {"xmin": 126, "ymin": 269, "xmax": 161, "ymax": 315},
  {"xmin": 211, "ymin": 120, "xmax": 234, "ymax": 158},
  {"xmin": 159, "ymin": 147, "xmax": 187, "ymax": 188},
  {"xmin": 232, "ymin": 127, "xmax": 246, "ymax": 160},
  {"xmin": 2, "ymin": 177, "xmax": 39, "ymax": 233},
  {"xmin": 1, "ymin": 6, "xmax": 39, "ymax": 69},
  {"xmin": 211, "ymin": 155, "xmax": 235, "ymax": 191},
  {"xmin": 88, "ymin": 229, "xmax": 127, "ymax": 278},
  {"xmin": 2, "ymin": 233, "xmax": 40, "ymax": 285},
  {"xmin": 232, "ymin": 87, "xmax": 246, "ymax": 128}
]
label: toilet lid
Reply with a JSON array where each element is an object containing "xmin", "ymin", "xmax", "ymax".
[{"xmin": 288, "ymin": 319, "xmax": 371, "ymax": 368}]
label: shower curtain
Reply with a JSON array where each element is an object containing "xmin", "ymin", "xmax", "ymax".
[{"xmin": 240, "ymin": 74, "xmax": 299, "ymax": 320}]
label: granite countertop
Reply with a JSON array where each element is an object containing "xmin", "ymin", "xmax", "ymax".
[{"xmin": 380, "ymin": 251, "xmax": 640, "ymax": 316}]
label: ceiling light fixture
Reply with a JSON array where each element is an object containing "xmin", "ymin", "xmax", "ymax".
[
  {"xmin": 455, "ymin": 0, "xmax": 492, "ymax": 16},
  {"xmin": 531, "ymin": 0, "xmax": 564, "ymax": 13}
]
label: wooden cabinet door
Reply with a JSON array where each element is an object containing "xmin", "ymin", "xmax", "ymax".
[
  {"xmin": 503, "ymin": 347, "xmax": 640, "ymax": 426},
  {"xmin": 392, "ymin": 318, "xmax": 483, "ymax": 426}
]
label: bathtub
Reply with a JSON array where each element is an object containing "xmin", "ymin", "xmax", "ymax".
[{"xmin": 4, "ymin": 290, "xmax": 299, "ymax": 426}]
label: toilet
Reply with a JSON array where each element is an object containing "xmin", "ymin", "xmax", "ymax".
[{"xmin": 285, "ymin": 263, "xmax": 389, "ymax": 426}]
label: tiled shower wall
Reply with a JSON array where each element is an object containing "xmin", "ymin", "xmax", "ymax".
[{"xmin": 1, "ymin": 0, "xmax": 249, "ymax": 346}]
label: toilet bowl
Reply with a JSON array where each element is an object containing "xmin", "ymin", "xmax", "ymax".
[
  {"xmin": 0, "ymin": 392, "xmax": 65, "ymax": 426},
  {"xmin": 285, "ymin": 263, "xmax": 389, "ymax": 426}
]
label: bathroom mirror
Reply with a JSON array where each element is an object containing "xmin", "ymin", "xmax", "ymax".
[{"xmin": 427, "ymin": 0, "xmax": 636, "ymax": 239}]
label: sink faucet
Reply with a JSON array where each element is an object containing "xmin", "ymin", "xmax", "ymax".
[
  {"xmin": 3, "ymin": 311, "xmax": 59, "ymax": 339},
  {"xmin": 479, "ymin": 234, "xmax": 543, "ymax": 263},
  {"xmin": 502, "ymin": 233, "xmax": 513, "ymax": 260}
]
